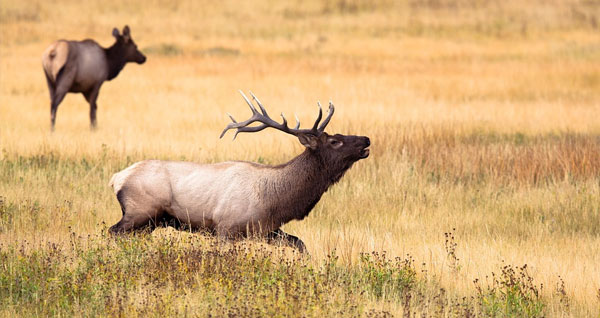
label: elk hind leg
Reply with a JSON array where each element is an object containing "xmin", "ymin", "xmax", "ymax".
[
  {"xmin": 44, "ymin": 71, "xmax": 55, "ymax": 101},
  {"xmin": 49, "ymin": 67, "xmax": 75, "ymax": 131},
  {"xmin": 109, "ymin": 188, "xmax": 164, "ymax": 234},
  {"xmin": 44, "ymin": 73, "xmax": 58, "ymax": 132}
]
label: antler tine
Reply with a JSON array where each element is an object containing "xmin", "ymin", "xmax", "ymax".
[
  {"xmin": 221, "ymin": 120, "xmax": 270, "ymax": 139},
  {"xmin": 219, "ymin": 121, "xmax": 239, "ymax": 139},
  {"xmin": 226, "ymin": 113, "xmax": 237, "ymax": 123},
  {"xmin": 294, "ymin": 114, "xmax": 300, "ymax": 130},
  {"xmin": 232, "ymin": 124, "xmax": 269, "ymax": 140},
  {"xmin": 220, "ymin": 122, "xmax": 235, "ymax": 139},
  {"xmin": 280, "ymin": 112, "xmax": 289, "ymax": 128},
  {"xmin": 250, "ymin": 91, "xmax": 269, "ymax": 116},
  {"xmin": 317, "ymin": 101, "xmax": 335, "ymax": 132},
  {"xmin": 239, "ymin": 90, "xmax": 258, "ymax": 114},
  {"xmin": 311, "ymin": 101, "xmax": 323, "ymax": 132}
]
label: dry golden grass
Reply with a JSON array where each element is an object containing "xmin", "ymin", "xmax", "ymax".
[{"xmin": 1, "ymin": 0, "xmax": 600, "ymax": 316}]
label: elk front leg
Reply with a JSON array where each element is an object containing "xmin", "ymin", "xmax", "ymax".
[
  {"xmin": 84, "ymin": 84, "xmax": 102, "ymax": 130},
  {"xmin": 267, "ymin": 229, "xmax": 306, "ymax": 253}
]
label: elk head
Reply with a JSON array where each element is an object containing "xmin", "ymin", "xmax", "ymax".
[
  {"xmin": 220, "ymin": 91, "xmax": 370, "ymax": 181},
  {"xmin": 112, "ymin": 25, "xmax": 146, "ymax": 64}
]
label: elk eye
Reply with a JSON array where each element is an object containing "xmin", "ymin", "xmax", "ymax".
[{"xmin": 330, "ymin": 140, "xmax": 342, "ymax": 146}]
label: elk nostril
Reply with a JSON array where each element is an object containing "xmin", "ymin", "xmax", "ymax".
[{"xmin": 365, "ymin": 138, "xmax": 370, "ymax": 147}]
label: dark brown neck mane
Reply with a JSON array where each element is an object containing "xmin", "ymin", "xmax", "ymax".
[
  {"xmin": 259, "ymin": 149, "xmax": 353, "ymax": 228},
  {"xmin": 104, "ymin": 42, "xmax": 127, "ymax": 80}
]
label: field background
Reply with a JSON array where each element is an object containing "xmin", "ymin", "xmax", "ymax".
[{"xmin": 1, "ymin": 0, "xmax": 600, "ymax": 316}]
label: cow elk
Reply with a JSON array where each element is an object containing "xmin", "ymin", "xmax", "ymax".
[
  {"xmin": 108, "ymin": 92, "xmax": 371, "ymax": 252},
  {"xmin": 42, "ymin": 25, "xmax": 146, "ymax": 131}
]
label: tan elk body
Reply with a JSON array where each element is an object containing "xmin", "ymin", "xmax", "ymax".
[{"xmin": 109, "ymin": 92, "xmax": 370, "ymax": 251}]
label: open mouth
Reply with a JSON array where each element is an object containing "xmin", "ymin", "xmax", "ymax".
[{"xmin": 359, "ymin": 147, "xmax": 370, "ymax": 159}]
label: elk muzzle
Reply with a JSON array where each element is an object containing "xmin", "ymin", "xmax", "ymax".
[
  {"xmin": 136, "ymin": 53, "xmax": 147, "ymax": 64},
  {"xmin": 359, "ymin": 136, "xmax": 370, "ymax": 159}
]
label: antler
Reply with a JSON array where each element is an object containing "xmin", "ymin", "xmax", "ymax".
[{"xmin": 220, "ymin": 91, "xmax": 335, "ymax": 140}]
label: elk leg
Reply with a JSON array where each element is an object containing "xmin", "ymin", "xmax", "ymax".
[
  {"xmin": 267, "ymin": 229, "xmax": 307, "ymax": 253},
  {"xmin": 157, "ymin": 214, "xmax": 198, "ymax": 232},
  {"xmin": 84, "ymin": 84, "xmax": 101, "ymax": 129},
  {"xmin": 109, "ymin": 217, "xmax": 156, "ymax": 234},
  {"xmin": 50, "ymin": 91, "xmax": 67, "ymax": 132},
  {"xmin": 109, "ymin": 207, "xmax": 165, "ymax": 234},
  {"xmin": 108, "ymin": 188, "xmax": 163, "ymax": 234},
  {"xmin": 44, "ymin": 72, "xmax": 58, "ymax": 131},
  {"xmin": 49, "ymin": 67, "xmax": 76, "ymax": 131},
  {"xmin": 44, "ymin": 72, "xmax": 55, "ymax": 101}
]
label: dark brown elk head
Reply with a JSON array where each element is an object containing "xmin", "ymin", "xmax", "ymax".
[
  {"xmin": 301, "ymin": 132, "xmax": 370, "ymax": 179},
  {"xmin": 221, "ymin": 91, "xmax": 370, "ymax": 183},
  {"xmin": 112, "ymin": 25, "xmax": 146, "ymax": 65}
]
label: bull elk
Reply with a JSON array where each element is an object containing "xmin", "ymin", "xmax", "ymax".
[
  {"xmin": 108, "ymin": 92, "xmax": 370, "ymax": 252},
  {"xmin": 42, "ymin": 25, "xmax": 146, "ymax": 131}
]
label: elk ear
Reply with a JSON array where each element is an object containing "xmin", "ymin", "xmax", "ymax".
[
  {"xmin": 122, "ymin": 25, "xmax": 131, "ymax": 42},
  {"xmin": 112, "ymin": 28, "xmax": 120, "ymax": 39},
  {"xmin": 298, "ymin": 134, "xmax": 319, "ymax": 150}
]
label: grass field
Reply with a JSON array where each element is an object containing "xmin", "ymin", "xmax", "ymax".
[{"xmin": 1, "ymin": 0, "xmax": 600, "ymax": 316}]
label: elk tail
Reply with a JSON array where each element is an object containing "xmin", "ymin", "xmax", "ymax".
[
  {"xmin": 108, "ymin": 162, "xmax": 143, "ymax": 194},
  {"xmin": 108, "ymin": 173, "xmax": 118, "ymax": 189},
  {"xmin": 42, "ymin": 41, "xmax": 68, "ymax": 83}
]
